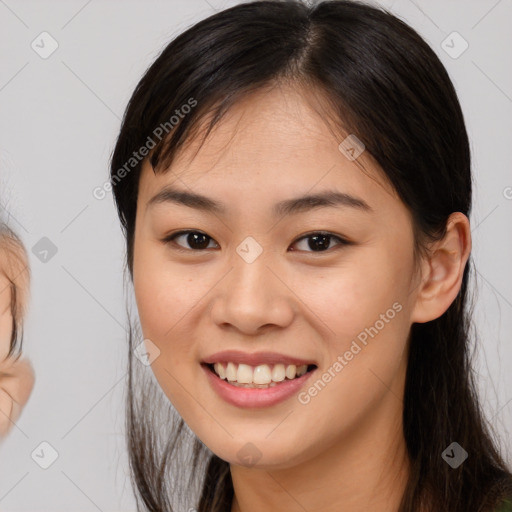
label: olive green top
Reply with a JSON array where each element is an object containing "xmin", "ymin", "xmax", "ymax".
[{"xmin": 496, "ymin": 498, "xmax": 512, "ymax": 511}]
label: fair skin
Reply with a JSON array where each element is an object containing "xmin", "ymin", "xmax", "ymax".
[
  {"xmin": 0, "ymin": 235, "xmax": 34, "ymax": 439},
  {"xmin": 132, "ymin": 84, "xmax": 471, "ymax": 511}
]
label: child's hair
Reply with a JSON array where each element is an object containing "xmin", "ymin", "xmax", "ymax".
[
  {"xmin": 109, "ymin": 1, "xmax": 512, "ymax": 510},
  {"xmin": 0, "ymin": 223, "xmax": 30, "ymax": 359}
]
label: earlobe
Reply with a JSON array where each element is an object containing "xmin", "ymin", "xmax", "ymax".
[{"xmin": 411, "ymin": 212, "xmax": 472, "ymax": 324}]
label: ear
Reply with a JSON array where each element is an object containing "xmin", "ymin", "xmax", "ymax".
[{"xmin": 411, "ymin": 212, "xmax": 472, "ymax": 324}]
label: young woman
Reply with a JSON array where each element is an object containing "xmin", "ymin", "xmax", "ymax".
[
  {"xmin": 109, "ymin": 1, "xmax": 512, "ymax": 510},
  {"xmin": 0, "ymin": 223, "xmax": 33, "ymax": 439}
]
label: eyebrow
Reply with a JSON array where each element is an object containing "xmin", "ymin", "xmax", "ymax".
[{"xmin": 147, "ymin": 186, "xmax": 373, "ymax": 217}]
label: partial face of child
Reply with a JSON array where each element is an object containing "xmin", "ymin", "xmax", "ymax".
[{"xmin": 0, "ymin": 230, "xmax": 33, "ymax": 439}]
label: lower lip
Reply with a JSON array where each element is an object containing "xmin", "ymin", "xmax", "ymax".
[{"xmin": 201, "ymin": 363, "xmax": 317, "ymax": 408}]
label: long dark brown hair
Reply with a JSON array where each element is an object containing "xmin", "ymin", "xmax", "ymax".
[{"xmin": 109, "ymin": 1, "xmax": 512, "ymax": 510}]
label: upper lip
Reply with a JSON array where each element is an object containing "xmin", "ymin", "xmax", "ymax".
[{"xmin": 202, "ymin": 350, "xmax": 317, "ymax": 367}]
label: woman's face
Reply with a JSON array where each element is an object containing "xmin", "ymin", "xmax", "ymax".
[{"xmin": 132, "ymin": 84, "xmax": 422, "ymax": 469}]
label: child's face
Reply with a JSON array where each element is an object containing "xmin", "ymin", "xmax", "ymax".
[
  {"xmin": 0, "ymin": 234, "xmax": 33, "ymax": 438},
  {"xmin": 132, "ymin": 84, "xmax": 421, "ymax": 468}
]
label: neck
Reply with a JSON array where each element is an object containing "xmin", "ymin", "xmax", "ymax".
[{"xmin": 229, "ymin": 391, "xmax": 410, "ymax": 512}]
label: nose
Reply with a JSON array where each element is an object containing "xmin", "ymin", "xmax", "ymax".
[{"xmin": 209, "ymin": 250, "xmax": 295, "ymax": 335}]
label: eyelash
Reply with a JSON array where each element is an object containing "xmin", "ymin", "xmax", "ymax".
[{"xmin": 161, "ymin": 229, "xmax": 352, "ymax": 254}]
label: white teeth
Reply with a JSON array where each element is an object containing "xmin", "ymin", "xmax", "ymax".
[
  {"xmin": 253, "ymin": 364, "xmax": 272, "ymax": 384},
  {"xmin": 237, "ymin": 363, "xmax": 253, "ymax": 384},
  {"xmin": 226, "ymin": 362, "xmax": 237, "ymax": 382},
  {"xmin": 211, "ymin": 362, "xmax": 310, "ymax": 386},
  {"xmin": 271, "ymin": 363, "xmax": 285, "ymax": 382},
  {"xmin": 285, "ymin": 364, "xmax": 297, "ymax": 379},
  {"xmin": 214, "ymin": 362, "xmax": 226, "ymax": 379}
]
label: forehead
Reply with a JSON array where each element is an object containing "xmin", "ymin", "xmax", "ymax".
[{"xmin": 137, "ymin": 84, "xmax": 397, "ymax": 211}]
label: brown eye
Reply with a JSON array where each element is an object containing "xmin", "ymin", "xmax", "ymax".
[
  {"xmin": 162, "ymin": 230, "xmax": 350, "ymax": 254},
  {"xmin": 289, "ymin": 232, "xmax": 350, "ymax": 253},
  {"xmin": 163, "ymin": 230, "xmax": 218, "ymax": 251}
]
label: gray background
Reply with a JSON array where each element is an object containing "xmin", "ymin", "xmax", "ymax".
[{"xmin": 0, "ymin": 0, "xmax": 511, "ymax": 510}]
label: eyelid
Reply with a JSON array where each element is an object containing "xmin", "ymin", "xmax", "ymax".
[
  {"xmin": 161, "ymin": 229, "xmax": 352, "ymax": 253},
  {"xmin": 290, "ymin": 230, "xmax": 352, "ymax": 252},
  {"xmin": 161, "ymin": 230, "xmax": 219, "ymax": 252}
]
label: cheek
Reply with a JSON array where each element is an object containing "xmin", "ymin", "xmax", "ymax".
[
  {"xmin": 295, "ymin": 298, "xmax": 410, "ymax": 456},
  {"xmin": 299, "ymin": 243, "xmax": 413, "ymax": 406},
  {"xmin": 295, "ymin": 249, "xmax": 413, "ymax": 346},
  {"xmin": 132, "ymin": 257, "xmax": 202, "ymax": 414},
  {"xmin": 134, "ymin": 240, "xmax": 192, "ymax": 337},
  {"xmin": 132, "ymin": 242, "xmax": 214, "ymax": 381}
]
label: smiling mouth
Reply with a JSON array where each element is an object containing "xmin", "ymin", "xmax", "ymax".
[{"xmin": 204, "ymin": 362, "xmax": 317, "ymax": 388}]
